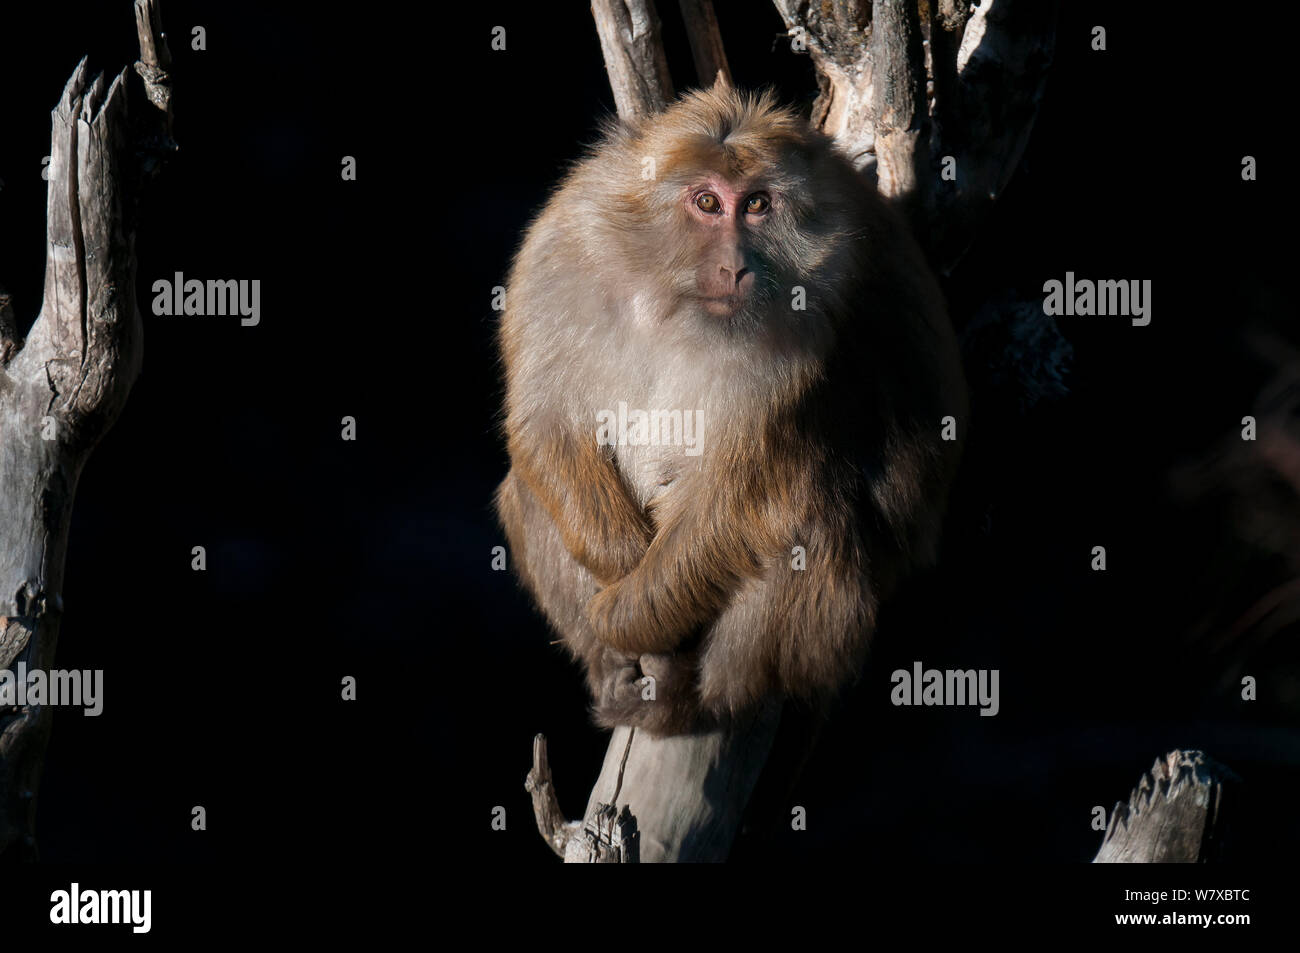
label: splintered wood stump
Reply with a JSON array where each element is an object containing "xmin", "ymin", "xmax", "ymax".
[
  {"xmin": 527, "ymin": 702, "xmax": 780, "ymax": 863},
  {"xmin": 1093, "ymin": 750, "xmax": 1238, "ymax": 863},
  {"xmin": 579, "ymin": 709, "xmax": 780, "ymax": 862}
]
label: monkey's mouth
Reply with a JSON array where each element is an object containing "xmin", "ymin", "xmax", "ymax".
[{"xmin": 700, "ymin": 295, "xmax": 746, "ymax": 317}]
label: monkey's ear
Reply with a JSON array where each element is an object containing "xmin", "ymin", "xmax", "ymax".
[{"xmin": 711, "ymin": 69, "xmax": 733, "ymax": 92}]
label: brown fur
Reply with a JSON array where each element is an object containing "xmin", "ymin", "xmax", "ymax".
[{"xmin": 495, "ymin": 85, "xmax": 967, "ymax": 735}]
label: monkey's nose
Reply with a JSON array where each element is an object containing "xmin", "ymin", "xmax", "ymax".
[{"xmin": 720, "ymin": 265, "xmax": 750, "ymax": 289}]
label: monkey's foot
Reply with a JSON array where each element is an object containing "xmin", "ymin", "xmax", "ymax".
[{"xmin": 591, "ymin": 650, "xmax": 715, "ymax": 736}]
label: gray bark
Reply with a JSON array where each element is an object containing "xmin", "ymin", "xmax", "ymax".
[
  {"xmin": 591, "ymin": 0, "xmax": 675, "ymax": 122},
  {"xmin": 529, "ymin": 704, "xmax": 781, "ymax": 864},
  {"xmin": 776, "ymin": 0, "xmax": 1057, "ymax": 272},
  {"xmin": 677, "ymin": 0, "xmax": 732, "ymax": 87},
  {"xmin": 869, "ymin": 0, "xmax": 929, "ymax": 208},
  {"xmin": 0, "ymin": 0, "xmax": 172, "ymax": 861},
  {"xmin": 579, "ymin": 708, "xmax": 781, "ymax": 862},
  {"xmin": 1094, "ymin": 750, "xmax": 1238, "ymax": 863},
  {"xmin": 773, "ymin": 0, "xmax": 876, "ymax": 169}
]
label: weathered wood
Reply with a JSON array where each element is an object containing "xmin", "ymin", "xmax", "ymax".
[
  {"xmin": 0, "ymin": 287, "xmax": 18, "ymax": 365},
  {"xmin": 0, "ymin": 2, "xmax": 172, "ymax": 861},
  {"xmin": 527, "ymin": 732, "xmax": 642, "ymax": 862},
  {"xmin": 524, "ymin": 734, "xmax": 582, "ymax": 857},
  {"xmin": 677, "ymin": 0, "xmax": 732, "ymax": 87},
  {"xmin": 591, "ymin": 0, "xmax": 674, "ymax": 121},
  {"xmin": 578, "ymin": 705, "xmax": 780, "ymax": 862},
  {"xmin": 566, "ymin": 803, "xmax": 640, "ymax": 863},
  {"xmin": 134, "ymin": 0, "xmax": 173, "ymax": 113},
  {"xmin": 1093, "ymin": 750, "xmax": 1238, "ymax": 863},
  {"xmin": 773, "ymin": 0, "xmax": 876, "ymax": 170},
  {"xmin": 869, "ymin": 0, "xmax": 929, "ymax": 202},
  {"xmin": 775, "ymin": 0, "xmax": 1056, "ymax": 272},
  {"xmin": 528, "ymin": 703, "xmax": 781, "ymax": 863}
]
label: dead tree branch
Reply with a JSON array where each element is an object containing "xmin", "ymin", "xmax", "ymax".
[
  {"xmin": 869, "ymin": 0, "xmax": 929, "ymax": 208},
  {"xmin": 777, "ymin": 0, "xmax": 1057, "ymax": 271},
  {"xmin": 0, "ymin": 0, "xmax": 173, "ymax": 861},
  {"xmin": 772, "ymin": 0, "xmax": 875, "ymax": 168},
  {"xmin": 524, "ymin": 734, "xmax": 582, "ymax": 857},
  {"xmin": 591, "ymin": 0, "xmax": 675, "ymax": 121},
  {"xmin": 678, "ymin": 0, "xmax": 732, "ymax": 86}
]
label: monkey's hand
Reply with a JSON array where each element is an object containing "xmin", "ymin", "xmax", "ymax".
[
  {"xmin": 590, "ymin": 645, "xmax": 713, "ymax": 735},
  {"xmin": 585, "ymin": 508, "xmax": 749, "ymax": 652}
]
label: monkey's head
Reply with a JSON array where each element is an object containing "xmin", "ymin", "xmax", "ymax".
[{"xmin": 588, "ymin": 84, "xmax": 871, "ymax": 334}]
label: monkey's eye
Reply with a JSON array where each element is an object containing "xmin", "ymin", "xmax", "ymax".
[
  {"xmin": 744, "ymin": 193, "xmax": 771, "ymax": 215},
  {"xmin": 695, "ymin": 192, "xmax": 722, "ymax": 214}
]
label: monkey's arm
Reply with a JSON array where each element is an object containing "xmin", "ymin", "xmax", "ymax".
[
  {"xmin": 585, "ymin": 456, "xmax": 780, "ymax": 653},
  {"xmin": 589, "ymin": 471, "xmax": 879, "ymax": 719},
  {"xmin": 508, "ymin": 427, "xmax": 653, "ymax": 585}
]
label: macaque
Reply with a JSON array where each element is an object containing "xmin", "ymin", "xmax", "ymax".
[{"xmin": 495, "ymin": 82, "xmax": 967, "ymax": 735}]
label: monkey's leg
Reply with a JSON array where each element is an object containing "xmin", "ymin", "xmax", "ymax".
[
  {"xmin": 694, "ymin": 544, "xmax": 876, "ymax": 721},
  {"xmin": 499, "ymin": 470, "xmax": 707, "ymax": 733}
]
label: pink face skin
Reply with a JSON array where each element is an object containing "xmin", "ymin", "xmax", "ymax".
[{"xmin": 685, "ymin": 179, "xmax": 771, "ymax": 317}]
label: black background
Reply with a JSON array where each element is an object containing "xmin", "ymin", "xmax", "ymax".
[{"xmin": 0, "ymin": 0, "xmax": 1295, "ymax": 896}]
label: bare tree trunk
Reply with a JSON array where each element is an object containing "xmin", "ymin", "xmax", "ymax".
[{"xmin": 0, "ymin": 0, "xmax": 173, "ymax": 862}]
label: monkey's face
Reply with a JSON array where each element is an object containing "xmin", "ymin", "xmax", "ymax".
[
  {"xmin": 623, "ymin": 100, "xmax": 862, "ymax": 334},
  {"xmin": 656, "ymin": 148, "xmax": 854, "ymax": 336},
  {"xmin": 683, "ymin": 178, "xmax": 770, "ymax": 318},
  {"xmin": 587, "ymin": 87, "xmax": 869, "ymax": 346}
]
